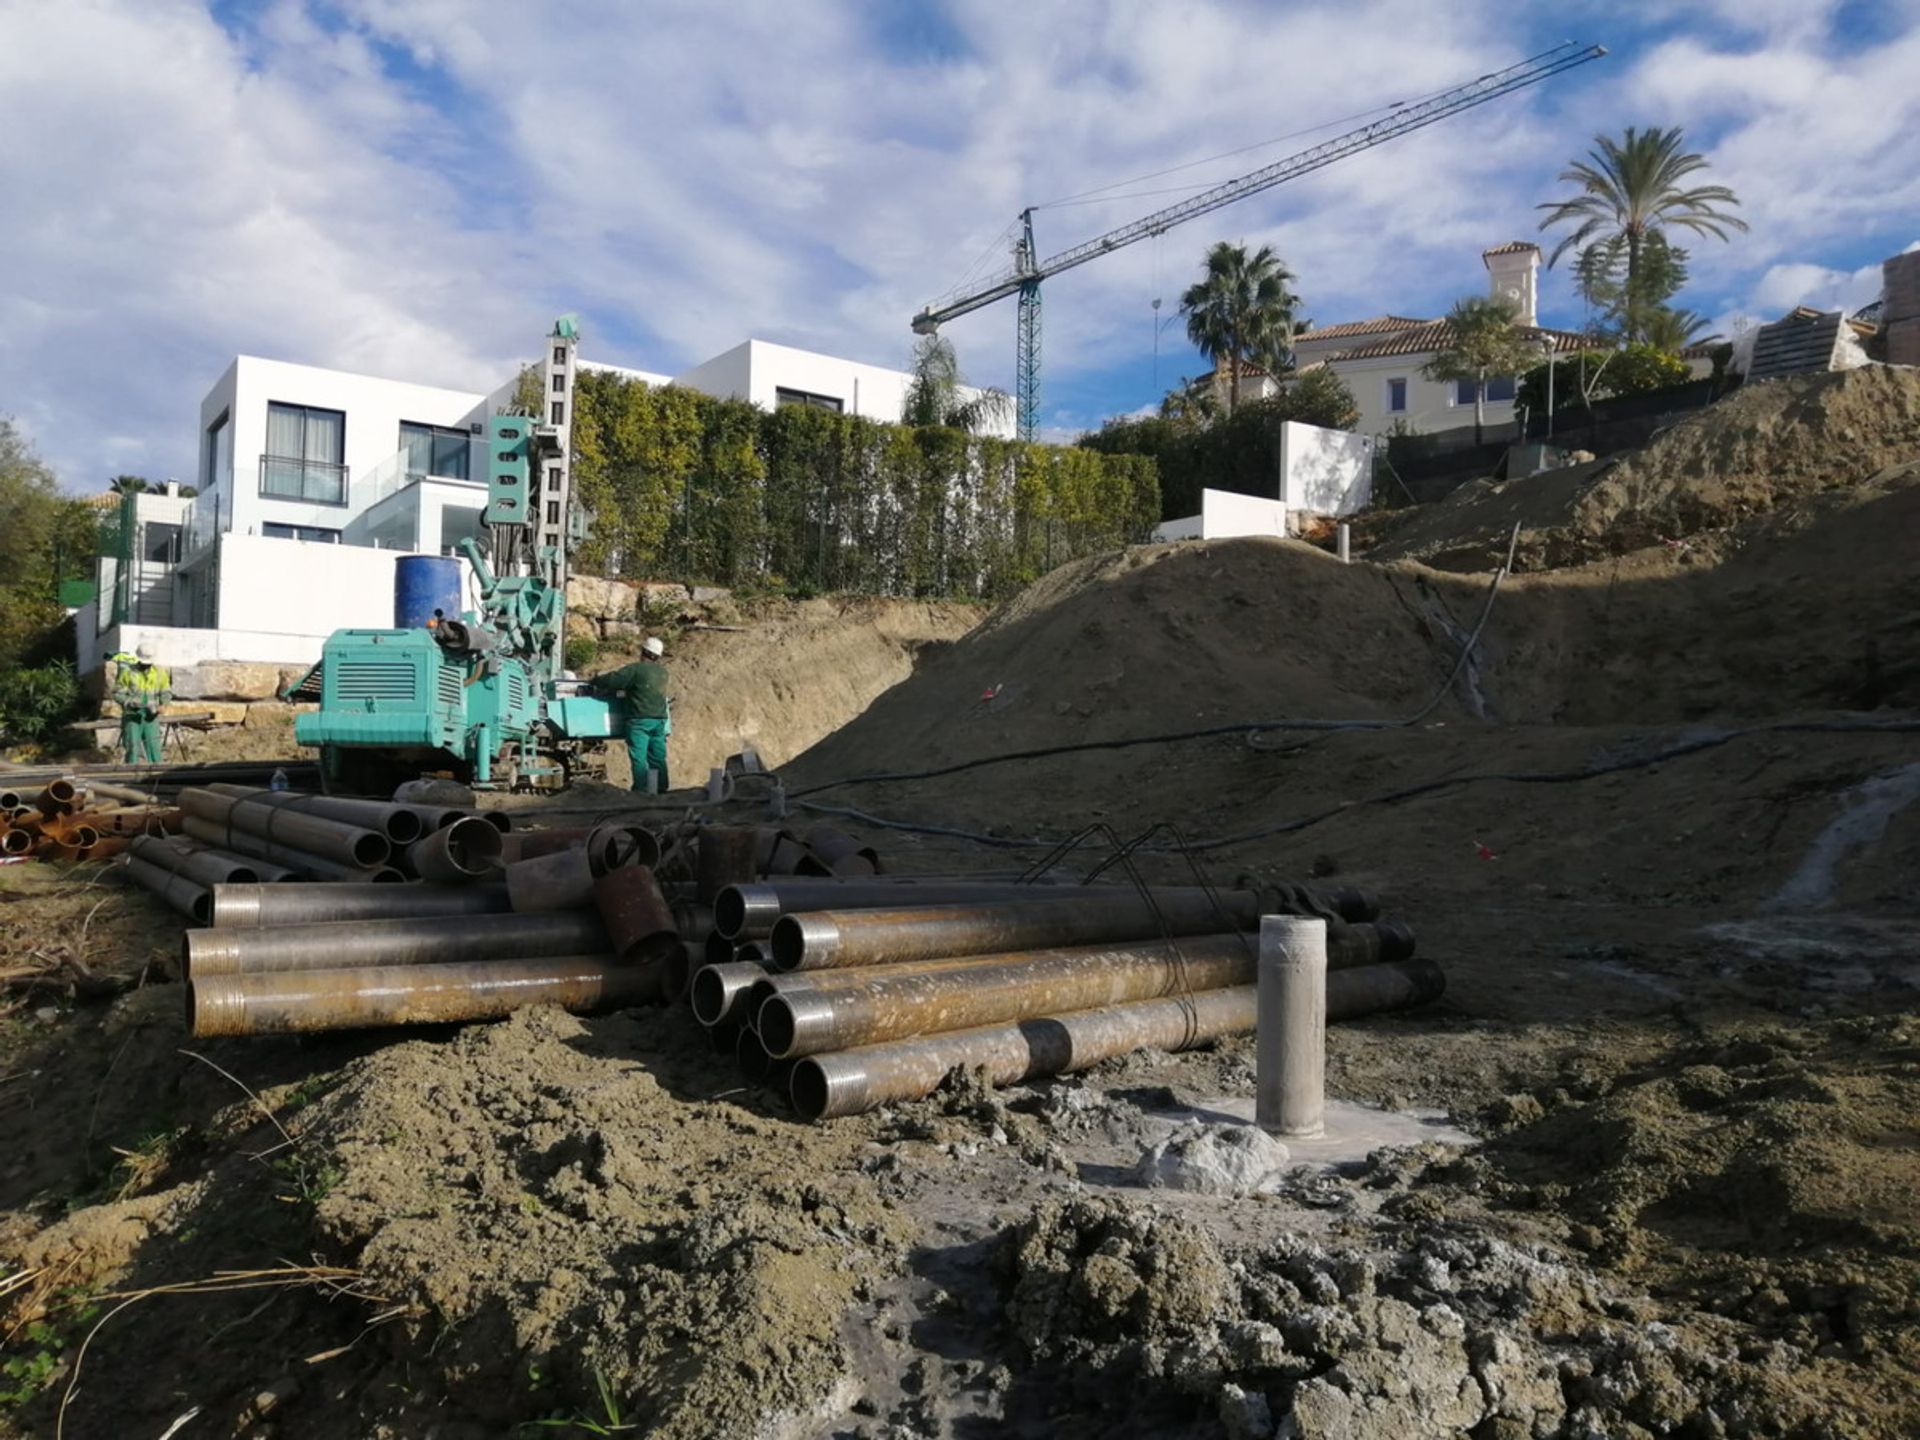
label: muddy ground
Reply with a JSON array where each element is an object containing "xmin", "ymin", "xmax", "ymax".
[{"xmin": 2, "ymin": 370, "xmax": 1917, "ymax": 1438}]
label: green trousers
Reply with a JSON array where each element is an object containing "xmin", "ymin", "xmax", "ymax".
[
  {"xmin": 626, "ymin": 718, "xmax": 669, "ymax": 793},
  {"xmin": 122, "ymin": 714, "xmax": 162, "ymax": 763}
]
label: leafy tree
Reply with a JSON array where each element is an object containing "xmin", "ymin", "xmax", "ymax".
[
  {"xmin": 1518, "ymin": 344, "xmax": 1694, "ymax": 414},
  {"xmin": 1420, "ymin": 297, "xmax": 1536, "ymax": 442},
  {"xmin": 1179, "ymin": 242, "xmax": 1300, "ymax": 414},
  {"xmin": 1539, "ymin": 126, "xmax": 1745, "ymax": 343},
  {"xmin": 1, "ymin": 419, "xmax": 95, "ymax": 667},
  {"xmin": 901, "ymin": 335, "xmax": 1013, "ymax": 434}
]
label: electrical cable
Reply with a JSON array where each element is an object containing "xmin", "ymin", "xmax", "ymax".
[{"xmin": 790, "ymin": 523, "xmax": 1524, "ymax": 802}]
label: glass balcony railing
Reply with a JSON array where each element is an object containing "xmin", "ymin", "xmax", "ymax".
[{"xmin": 259, "ymin": 454, "xmax": 349, "ymax": 505}]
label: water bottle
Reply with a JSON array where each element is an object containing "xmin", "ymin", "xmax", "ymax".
[{"xmin": 270, "ymin": 767, "xmax": 289, "ymax": 792}]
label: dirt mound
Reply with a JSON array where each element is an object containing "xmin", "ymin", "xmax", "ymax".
[
  {"xmin": 593, "ymin": 596, "xmax": 980, "ymax": 785},
  {"xmin": 1371, "ymin": 366, "xmax": 1920, "ymax": 571},
  {"xmin": 1000, "ymin": 1188, "xmax": 1866, "ymax": 1437}
]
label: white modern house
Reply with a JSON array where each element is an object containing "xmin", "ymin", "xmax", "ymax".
[
  {"xmin": 1218, "ymin": 242, "xmax": 1588, "ymax": 438},
  {"xmin": 79, "ymin": 334, "xmax": 976, "ymax": 684}
]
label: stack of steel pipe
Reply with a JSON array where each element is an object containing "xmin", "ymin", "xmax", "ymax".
[
  {"xmin": 684, "ymin": 878, "xmax": 1440, "ymax": 1120},
  {"xmin": 0, "ymin": 777, "xmax": 182, "ymax": 865}
]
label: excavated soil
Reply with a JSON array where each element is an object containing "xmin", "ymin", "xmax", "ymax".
[{"xmin": 2, "ymin": 370, "xmax": 1918, "ymax": 1438}]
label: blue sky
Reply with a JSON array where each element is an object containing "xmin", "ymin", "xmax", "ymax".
[{"xmin": 2, "ymin": 0, "xmax": 1917, "ymax": 486}]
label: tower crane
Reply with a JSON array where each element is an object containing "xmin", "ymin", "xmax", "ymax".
[{"xmin": 912, "ymin": 40, "xmax": 1605, "ymax": 440}]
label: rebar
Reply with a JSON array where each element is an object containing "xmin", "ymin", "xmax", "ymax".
[
  {"xmin": 210, "ymin": 881, "xmax": 512, "ymax": 929},
  {"xmin": 189, "ymin": 954, "xmax": 659, "ymax": 1036},
  {"xmin": 184, "ymin": 910, "xmax": 610, "ymax": 979},
  {"xmin": 791, "ymin": 959, "xmax": 1447, "ymax": 1119}
]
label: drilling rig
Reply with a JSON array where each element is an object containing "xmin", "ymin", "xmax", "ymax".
[{"xmin": 292, "ymin": 318, "xmax": 622, "ymax": 794}]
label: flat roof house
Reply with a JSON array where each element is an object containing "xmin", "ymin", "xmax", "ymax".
[{"xmin": 80, "ymin": 335, "xmax": 981, "ymax": 684}]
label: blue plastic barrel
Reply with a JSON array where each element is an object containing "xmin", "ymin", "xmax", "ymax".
[{"xmin": 394, "ymin": 555, "xmax": 463, "ymax": 630}]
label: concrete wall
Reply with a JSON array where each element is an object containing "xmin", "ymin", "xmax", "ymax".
[
  {"xmin": 195, "ymin": 356, "xmax": 486, "ymax": 543},
  {"xmin": 1325, "ymin": 354, "xmax": 1518, "ymax": 439},
  {"xmin": 1279, "ymin": 421, "xmax": 1373, "ymax": 516},
  {"xmin": 1152, "ymin": 489, "xmax": 1290, "ymax": 542}
]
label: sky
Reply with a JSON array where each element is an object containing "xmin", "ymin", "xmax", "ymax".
[{"xmin": 2, "ymin": 0, "xmax": 1917, "ymax": 490}]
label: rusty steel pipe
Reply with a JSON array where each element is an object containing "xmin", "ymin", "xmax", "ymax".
[
  {"xmin": 181, "ymin": 815, "xmax": 403, "ymax": 882},
  {"xmin": 184, "ymin": 910, "xmax": 609, "ymax": 979},
  {"xmin": 181, "ymin": 789, "xmax": 389, "ymax": 868},
  {"xmin": 86, "ymin": 836, "xmax": 131, "ymax": 860},
  {"xmin": 130, "ymin": 834, "xmax": 260, "ymax": 888},
  {"xmin": 211, "ymin": 882, "xmax": 511, "ymax": 929},
  {"xmin": 791, "ymin": 959, "xmax": 1448, "ymax": 1120},
  {"xmin": 691, "ymin": 960, "xmax": 771, "ymax": 1027},
  {"xmin": 506, "ymin": 846, "xmax": 596, "ymax": 912},
  {"xmin": 408, "ymin": 816, "xmax": 503, "ymax": 883},
  {"xmin": 0, "ymin": 828, "xmax": 30, "ymax": 855},
  {"xmin": 759, "ymin": 934, "xmax": 1258, "ymax": 1060},
  {"xmin": 35, "ymin": 779, "xmax": 78, "ymax": 817},
  {"xmin": 205, "ymin": 784, "xmax": 427, "ymax": 845},
  {"xmin": 123, "ymin": 855, "xmax": 213, "ymax": 925},
  {"xmin": 592, "ymin": 864, "xmax": 679, "ymax": 965},
  {"xmin": 715, "ymin": 879, "xmax": 1202, "ymax": 941},
  {"xmin": 189, "ymin": 954, "xmax": 658, "ymax": 1037},
  {"xmin": 770, "ymin": 892, "xmax": 1267, "ymax": 972},
  {"xmin": 742, "ymin": 949, "xmax": 1102, "ymax": 1033},
  {"xmin": 0, "ymin": 789, "xmax": 22, "ymax": 812},
  {"xmin": 695, "ymin": 826, "xmax": 761, "ymax": 903}
]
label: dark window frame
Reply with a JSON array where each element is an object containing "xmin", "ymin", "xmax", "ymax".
[
  {"xmin": 205, "ymin": 408, "xmax": 231, "ymax": 490},
  {"xmin": 775, "ymin": 386, "xmax": 845, "ymax": 413},
  {"xmin": 261, "ymin": 401, "xmax": 348, "ymax": 505},
  {"xmin": 398, "ymin": 420, "xmax": 474, "ymax": 482},
  {"xmin": 1386, "ymin": 378, "xmax": 1407, "ymax": 413}
]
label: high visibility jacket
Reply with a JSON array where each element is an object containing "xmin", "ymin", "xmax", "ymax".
[{"xmin": 116, "ymin": 662, "xmax": 172, "ymax": 711}]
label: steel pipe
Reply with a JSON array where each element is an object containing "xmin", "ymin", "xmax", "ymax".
[
  {"xmin": 184, "ymin": 910, "xmax": 610, "ymax": 979},
  {"xmin": 792, "ymin": 959, "xmax": 1448, "ymax": 1120},
  {"xmin": 662, "ymin": 941, "xmax": 703, "ymax": 1003},
  {"xmin": 703, "ymin": 929, "xmax": 736, "ymax": 970},
  {"xmin": 123, "ymin": 855, "xmax": 213, "ymax": 925},
  {"xmin": 0, "ymin": 790, "xmax": 22, "ymax": 812},
  {"xmin": 759, "ymin": 934, "xmax": 1258, "ymax": 1060},
  {"xmin": 211, "ymin": 882, "xmax": 511, "ymax": 929},
  {"xmin": 35, "ymin": 779, "xmax": 78, "ymax": 817},
  {"xmin": 805, "ymin": 826, "xmax": 881, "ymax": 877},
  {"xmin": 715, "ymin": 879, "xmax": 1205, "ymax": 941},
  {"xmin": 506, "ymin": 846, "xmax": 596, "ymax": 912},
  {"xmin": 189, "ymin": 954, "xmax": 659, "ymax": 1036},
  {"xmin": 130, "ymin": 834, "xmax": 259, "ymax": 888},
  {"xmin": 735, "ymin": 1027, "xmax": 795, "ymax": 1090},
  {"xmin": 205, "ymin": 784, "xmax": 427, "ymax": 845},
  {"xmin": 672, "ymin": 902, "xmax": 714, "ymax": 943},
  {"xmin": 408, "ymin": 816, "xmax": 502, "ymax": 882},
  {"xmin": 593, "ymin": 864, "xmax": 679, "ymax": 965},
  {"xmin": 0, "ymin": 829, "xmax": 31, "ymax": 856},
  {"xmin": 770, "ymin": 892, "xmax": 1266, "ymax": 972},
  {"xmin": 181, "ymin": 815, "xmax": 403, "ymax": 882},
  {"xmin": 691, "ymin": 960, "xmax": 770, "ymax": 1027},
  {"xmin": 181, "ymin": 789, "xmax": 389, "ymax": 868},
  {"xmin": 695, "ymin": 826, "xmax": 761, "ymax": 903},
  {"xmin": 742, "ymin": 950, "xmax": 1092, "ymax": 1032}
]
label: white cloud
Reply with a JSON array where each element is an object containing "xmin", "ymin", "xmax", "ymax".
[{"xmin": 0, "ymin": 0, "xmax": 1915, "ymax": 494}]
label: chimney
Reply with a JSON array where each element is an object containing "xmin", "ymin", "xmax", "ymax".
[
  {"xmin": 1483, "ymin": 242, "xmax": 1541, "ymax": 326},
  {"xmin": 164, "ymin": 479, "xmax": 180, "ymax": 497}
]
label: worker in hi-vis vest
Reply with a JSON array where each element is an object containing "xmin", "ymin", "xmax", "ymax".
[
  {"xmin": 590, "ymin": 636, "xmax": 671, "ymax": 793},
  {"xmin": 112, "ymin": 644, "xmax": 172, "ymax": 763}
]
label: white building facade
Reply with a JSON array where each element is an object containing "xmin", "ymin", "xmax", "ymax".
[{"xmin": 80, "ymin": 335, "xmax": 961, "ymax": 681}]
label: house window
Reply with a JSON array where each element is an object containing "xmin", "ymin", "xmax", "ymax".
[
  {"xmin": 261, "ymin": 522, "xmax": 341, "ymax": 543},
  {"xmin": 551, "ymin": 372, "xmax": 566, "ymax": 393},
  {"xmin": 399, "ymin": 422, "xmax": 472, "ymax": 481},
  {"xmin": 1387, "ymin": 378, "xmax": 1407, "ymax": 413},
  {"xmin": 552, "ymin": 345, "xmax": 567, "ymax": 366},
  {"xmin": 548, "ymin": 466, "xmax": 563, "ymax": 494},
  {"xmin": 546, "ymin": 501, "xmax": 560, "ymax": 525},
  {"xmin": 205, "ymin": 410, "xmax": 231, "ymax": 490},
  {"xmin": 550, "ymin": 400, "xmax": 565, "ymax": 424},
  {"xmin": 775, "ymin": 386, "xmax": 844, "ymax": 413},
  {"xmin": 1484, "ymin": 375, "xmax": 1517, "ymax": 403},
  {"xmin": 261, "ymin": 402, "xmax": 347, "ymax": 503}
]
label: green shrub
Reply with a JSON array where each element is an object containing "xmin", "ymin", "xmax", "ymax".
[
  {"xmin": 1519, "ymin": 344, "xmax": 1694, "ymax": 413},
  {"xmin": 562, "ymin": 635, "xmax": 600, "ymax": 673},
  {"xmin": 0, "ymin": 660, "xmax": 79, "ymax": 742}
]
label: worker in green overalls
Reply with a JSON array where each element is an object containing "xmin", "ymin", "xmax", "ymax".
[
  {"xmin": 112, "ymin": 644, "xmax": 173, "ymax": 763},
  {"xmin": 591, "ymin": 637, "xmax": 672, "ymax": 793}
]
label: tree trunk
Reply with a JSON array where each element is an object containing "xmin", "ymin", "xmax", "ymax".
[
  {"xmin": 1473, "ymin": 372, "xmax": 1486, "ymax": 445},
  {"xmin": 1626, "ymin": 228, "xmax": 1643, "ymax": 344}
]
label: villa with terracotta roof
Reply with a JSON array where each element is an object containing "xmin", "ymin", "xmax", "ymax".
[{"xmin": 1217, "ymin": 242, "xmax": 1591, "ymax": 438}]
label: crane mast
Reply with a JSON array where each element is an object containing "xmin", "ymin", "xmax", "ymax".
[{"xmin": 913, "ymin": 40, "xmax": 1605, "ymax": 440}]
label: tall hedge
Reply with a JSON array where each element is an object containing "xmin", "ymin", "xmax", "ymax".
[{"xmin": 564, "ymin": 371, "xmax": 1158, "ymax": 599}]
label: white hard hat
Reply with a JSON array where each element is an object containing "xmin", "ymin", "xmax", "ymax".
[
  {"xmin": 643, "ymin": 636, "xmax": 665, "ymax": 658},
  {"xmin": 135, "ymin": 644, "xmax": 155, "ymax": 662}
]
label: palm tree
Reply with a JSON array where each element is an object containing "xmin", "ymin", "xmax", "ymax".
[
  {"xmin": 1179, "ymin": 242, "xmax": 1300, "ymax": 415},
  {"xmin": 902, "ymin": 335, "xmax": 1013, "ymax": 433},
  {"xmin": 1538, "ymin": 126, "xmax": 1745, "ymax": 343},
  {"xmin": 1421, "ymin": 297, "xmax": 1536, "ymax": 443},
  {"xmin": 1640, "ymin": 306, "xmax": 1718, "ymax": 355},
  {"xmin": 108, "ymin": 474, "xmax": 150, "ymax": 495}
]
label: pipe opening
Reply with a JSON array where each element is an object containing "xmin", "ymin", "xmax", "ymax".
[
  {"xmin": 446, "ymin": 819, "xmax": 504, "ymax": 872},
  {"xmin": 790, "ymin": 1059, "xmax": 830, "ymax": 1121},
  {"xmin": 350, "ymin": 832, "xmax": 391, "ymax": 867},
  {"xmin": 713, "ymin": 887, "xmax": 747, "ymax": 939},
  {"xmin": 385, "ymin": 811, "xmax": 425, "ymax": 845},
  {"xmin": 481, "ymin": 810, "xmax": 512, "ymax": 833},
  {"xmin": 768, "ymin": 916, "xmax": 809, "ymax": 971},
  {"xmin": 758, "ymin": 995, "xmax": 798, "ymax": 1058},
  {"xmin": 690, "ymin": 966, "xmax": 729, "ymax": 1025}
]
